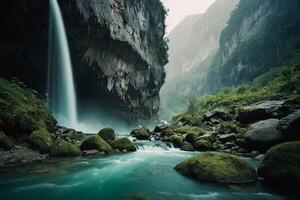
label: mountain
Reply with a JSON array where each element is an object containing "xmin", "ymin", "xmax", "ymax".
[
  {"xmin": 205, "ymin": 0, "xmax": 300, "ymax": 92},
  {"xmin": 160, "ymin": 0, "xmax": 239, "ymax": 119}
]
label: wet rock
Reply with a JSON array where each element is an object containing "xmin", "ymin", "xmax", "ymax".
[
  {"xmin": 217, "ymin": 133, "xmax": 236, "ymax": 143},
  {"xmin": 278, "ymin": 109, "xmax": 300, "ymax": 139},
  {"xmin": 0, "ymin": 146, "xmax": 46, "ymax": 167},
  {"xmin": 169, "ymin": 135, "xmax": 183, "ymax": 148},
  {"xmin": 154, "ymin": 123, "xmax": 172, "ymax": 133},
  {"xmin": 80, "ymin": 135, "xmax": 113, "ymax": 153},
  {"xmin": 50, "ymin": 139, "xmax": 81, "ymax": 157},
  {"xmin": 238, "ymin": 100, "xmax": 286, "ymax": 123},
  {"xmin": 0, "ymin": 131, "xmax": 14, "ymax": 150},
  {"xmin": 98, "ymin": 127, "xmax": 115, "ymax": 144},
  {"xmin": 130, "ymin": 127, "xmax": 151, "ymax": 140},
  {"xmin": 111, "ymin": 137, "xmax": 136, "ymax": 152},
  {"xmin": 258, "ymin": 142, "xmax": 300, "ymax": 190},
  {"xmin": 243, "ymin": 119, "xmax": 284, "ymax": 152},
  {"xmin": 203, "ymin": 108, "xmax": 232, "ymax": 124},
  {"xmin": 180, "ymin": 143, "xmax": 195, "ymax": 151},
  {"xmin": 194, "ymin": 139, "xmax": 212, "ymax": 151},
  {"xmin": 29, "ymin": 128, "xmax": 54, "ymax": 153},
  {"xmin": 82, "ymin": 150, "xmax": 106, "ymax": 156},
  {"xmin": 175, "ymin": 152, "xmax": 257, "ymax": 183}
]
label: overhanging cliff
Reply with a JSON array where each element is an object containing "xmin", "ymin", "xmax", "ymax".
[
  {"xmin": 60, "ymin": 0, "xmax": 168, "ymax": 121},
  {"xmin": 0, "ymin": 0, "xmax": 168, "ymax": 123}
]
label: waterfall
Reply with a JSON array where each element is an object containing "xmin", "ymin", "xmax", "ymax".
[{"xmin": 48, "ymin": 0, "xmax": 77, "ymax": 128}]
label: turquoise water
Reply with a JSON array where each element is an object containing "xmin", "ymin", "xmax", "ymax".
[{"xmin": 0, "ymin": 142, "xmax": 293, "ymax": 200}]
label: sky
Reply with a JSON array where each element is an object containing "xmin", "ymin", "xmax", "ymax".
[{"xmin": 161, "ymin": 0, "xmax": 216, "ymax": 33}]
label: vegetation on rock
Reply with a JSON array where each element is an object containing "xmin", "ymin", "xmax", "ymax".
[
  {"xmin": 0, "ymin": 78, "xmax": 56, "ymax": 139},
  {"xmin": 80, "ymin": 135, "xmax": 113, "ymax": 153},
  {"xmin": 29, "ymin": 128, "xmax": 54, "ymax": 153},
  {"xmin": 98, "ymin": 127, "xmax": 115, "ymax": 144},
  {"xmin": 175, "ymin": 152, "xmax": 257, "ymax": 183},
  {"xmin": 111, "ymin": 137, "xmax": 136, "ymax": 152},
  {"xmin": 130, "ymin": 127, "xmax": 151, "ymax": 140},
  {"xmin": 0, "ymin": 131, "xmax": 14, "ymax": 150},
  {"xmin": 50, "ymin": 139, "xmax": 81, "ymax": 157},
  {"xmin": 258, "ymin": 141, "xmax": 300, "ymax": 190}
]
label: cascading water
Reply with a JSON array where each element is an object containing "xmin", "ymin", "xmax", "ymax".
[{"xmin": 48, "ymin": 0, "xmax": 77, "ymax": 127}]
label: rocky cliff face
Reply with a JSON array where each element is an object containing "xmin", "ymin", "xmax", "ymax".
[
  {"xmin": 208, "ymin": 0, "xmax": 300, "ymax": 89},
  {"xmin": 160, "ymin": 0, "xmax": 238, "ymax": 119},
  {"xmin": 59, "ymin": 0, "xmax": 167, "ymax": 121},
  {"xmin": 0, "ymin": 0, "xmax": 167, "ymax": 122}
]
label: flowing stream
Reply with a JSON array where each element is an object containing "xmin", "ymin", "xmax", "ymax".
[
  {"xmin": 48, "ymin": 0, "xmax": 77, "ymax": 128},
  {"xmin": 0, "ymin": 141, "xmax": 292, "ymax": 200}
]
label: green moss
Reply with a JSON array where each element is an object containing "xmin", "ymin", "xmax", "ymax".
[
  {"xmin": 29, "ymin": 128, "xmax": 54, "ymax": 153},
  {"xmin": 170, "ymin": 135, "xmax": 183, "ymax": 148},
  {"xmin": 194, "ymin": 139, "xmax": 212, "ymax": 151},
  {"xmin": 50, "ymin": 139, "xmax": 81, "ymax": 157},
  {"xmin": 175, "ymin": 152, "xmax": 257, "ymax": 183},
  {"xmin": 181, "ymin": 143, "xmax": 195, "ymax": 151},
  {"xmin": 111, "ymin": 137, "xmax": 136, "ymax": 152},
  {"xmin": 161, "ymin": 127, "xmax": 174, "ymax": 137},
  {"xmin": 80, "ymin": 135, "xmax": 113, "ymax": 153},
  {"xmin": 258, "ymin": 141, "xmax": 300, "ymax": 189},
  {"xmin": 98, "ymin": 127, "xmax": 115, "ymax": 144},
  {"xmin": 0, "ymin": 131, "xmax": 14, "ymax": 150},
  {"xmin": 174, "ymin": 126, "xmax": 204, "ymax": 135},
  {"xmin": 0, "ymin": 78, "xmax": 56, "ymax": 138},
  {"xmin": 130, "ymin": 127, "xmax": 151, "ymax": 140}
]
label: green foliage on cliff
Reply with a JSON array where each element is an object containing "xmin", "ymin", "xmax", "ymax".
[
  {"xmin": 0, "ymin": 78, "xmax": 56, "ymax": 138},
  {"xmin": 174, "ymin": 53, "xmax": 300, "ymax": 120}
]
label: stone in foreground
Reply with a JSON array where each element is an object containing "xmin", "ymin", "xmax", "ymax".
[
  {"xmin": 29, "ymin": 128, "xmax": 54, "ymax": 153},
  {"xmin": 258, "ymin": 141, "xmax": 300, "ymax": 190},
  {"xmin": 175, "ymin": 152, "xmax": 257, "ymax": 183},
  {"xmin": 50, "ymin": 139, "xmax": 81, "ymax": 157},
  {"xmin": 130, "ymin": 127, "xmax": 151, "ymax": 140},
  {"xmin": 111, "ymin": 137, "xmax": 136, "ymax": 152},
  {"xmin": 80, "ymin": 135, "xmax": 113, "ymax": 153},
  {"xmin": 98, "ymin": 127, "xmax": 115, "ymax": 144}
]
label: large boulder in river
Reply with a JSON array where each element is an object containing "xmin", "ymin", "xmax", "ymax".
[
  {"xmin": 169, "ymin": 135, "xmax": 183, "ymax": 148},
  {"xmin": 258, "ymin": 142, "xmax": 300, "ymax": 190},
  {"xmin": 50, "ymin": 139, "xmax": 81, "ymax": 157},
  {"xmin": 278, "ymin": 109, "xmax": 300, "ymax": 139},
  {"xmin": 0, "ymin": 131, "xmax": 14, "ymax": 150},
  {"xmin": 243, "ymin": 119, "xmax": 283, "ymax": 152},
  {"xmin": 29, "ymin": 128, "xmax": 54, "ymax": 153},
  {"xmin": 175, "ymin": 152, "xmax": 257, "ymax": 183},
  {"xmin": 98, "ymin": 127, "xmax": 115, "ymax": 144},
  {"xmin": 238, "ymin": 100, "xmax": 286, "ymax": 123},
  {"xmin": 130, "ymin": 127, "xmax": 151, "ymax": 140},
  {"xmin": 111, "ymin": 137, "xmax": 136, "ymax": 152},
  {"xmin": 80, "ymin": 135, "xmax": 113, "ymax": 153}
]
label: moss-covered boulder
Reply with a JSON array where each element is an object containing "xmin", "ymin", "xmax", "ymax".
[
  {"xmin": 0, "ymin": 78, "xmax": 56, "ymax": 139},
  {"xmin": 80, "ymin": 135, "xmax": 113, "ymax": 153},
  {"xmin": 175, "ymin": 152, "xmax": 257, "ymax": 183},
  {"xmin": 258, "ymin": 142, "xmax": 300, "ymax": 189},
  {"xmin": 0, "ymin": 131, "xmax": 14, "ymax": 150},
  {"xmin": 111, "ymin": 137, "xmax": 136, "ymax": 152},
  {"xmin": 29, "ymin": 128, "xmax": 54, "ymax": 153},
  {"xmin": 181, "ymin": 143, "xmax": 195, "ymax": 151},
  {"xmin": 130, "ymin": 127, "xmax": 151, "ymax": 140},
  {"xmin": 161, "ymin": 127, "xmax": 174, "ymax": 137},
  {"xmin": 194, "ymin": 139, "xmax": 212, "ymax": 151},
  {"xmin": 50, "ymin": 139, "xmax": 81, "ymax": 157},
  {"xmin": 169, "ymin": 135, "xmax": 183, "ymax": 148},
  {"xmin": 98, "ymin": 127, "xmax": 115, "ymax": 144}
]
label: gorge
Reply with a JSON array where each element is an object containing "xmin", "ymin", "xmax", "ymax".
[{"xmin": 0, "ymin": 0, "xmax": 300, "ymax": 200}]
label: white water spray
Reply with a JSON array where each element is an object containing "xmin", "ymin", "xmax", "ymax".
[{"xmin": 48, "ymin": 0, "xmax": 77, "ymax": 127}]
